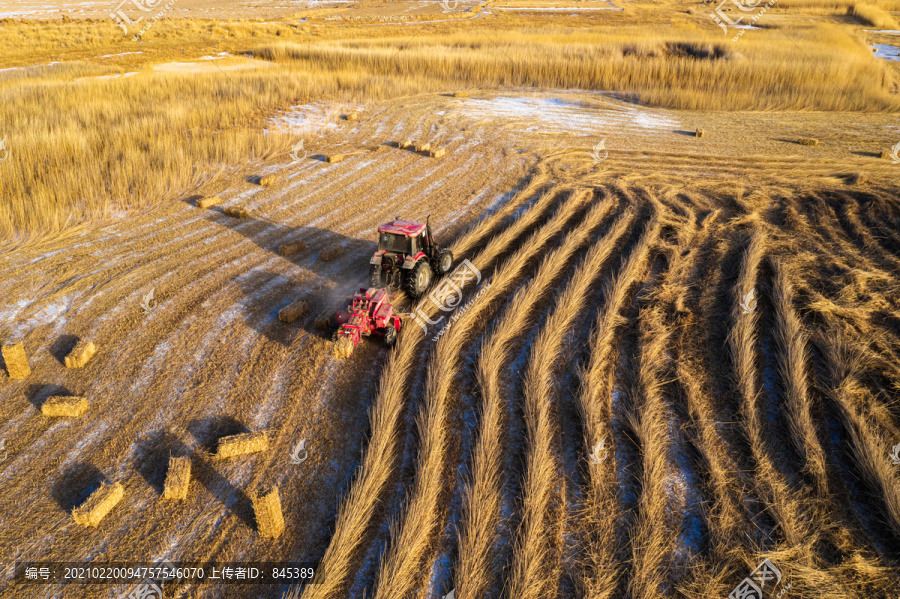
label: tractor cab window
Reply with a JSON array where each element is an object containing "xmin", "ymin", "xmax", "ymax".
[{"xmin": 379, "ymin": 232, "xmax": 411, "ymax": 254}]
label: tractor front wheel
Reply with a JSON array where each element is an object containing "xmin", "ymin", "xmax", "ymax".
[
  {"xmin": 384, "ymin": 326, "xmax": 398, "ymax": 347},
  {"xmin": 405, "ymin": 261, "xmax": 433, "ymax": 298},
  {"xmin": 437, "ymin": 249, "xmax": 454, "ymax": 275}
]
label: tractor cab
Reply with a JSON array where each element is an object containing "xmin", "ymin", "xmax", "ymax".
[{"xmin": 370, "ymin": 217, "xmax": 453, "ymax": 298}]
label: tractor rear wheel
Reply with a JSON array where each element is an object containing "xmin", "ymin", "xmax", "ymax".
[
  {"xmin": 405, "ymin": 260, "xmax": 433, "ymax": 298},
  {"xmin": 369, "ymin": 264, "xmax": 383, "ymax": 288},
  {"xmin": 437, "ymin": 249, "xmax": 454, "ymax": 275}
]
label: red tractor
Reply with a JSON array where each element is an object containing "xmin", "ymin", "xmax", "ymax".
[
  {"xmin": 332, "ymin": 287, "xmax": 402, "ymax": 359},
  {"xmin": 369, "ymin": 216, "xmax": 454, "ymax": 298}
]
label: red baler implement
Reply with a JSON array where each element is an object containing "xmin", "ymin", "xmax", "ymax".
[{"xmin": 332, "ymin": 288, "xmax": 401, "ymax": 359}]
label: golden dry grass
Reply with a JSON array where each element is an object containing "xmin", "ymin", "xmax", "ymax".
[
  {"xmin": 288, "ymin": 172, "xmax": 900, "ymax": 599},
  {"xmin": 0, "ymin": 10, "xmax": 897, "ymax": 242},
  {"xmin": 850, "ymin": 3, "xmax": 900, "ymax": 27}
]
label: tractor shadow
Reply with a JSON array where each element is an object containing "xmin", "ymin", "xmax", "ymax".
[{"xmin": 201, "ymin": 210, "xmax": 377, "ymax": 345}]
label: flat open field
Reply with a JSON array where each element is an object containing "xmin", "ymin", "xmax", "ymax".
[{"xmin": 1, "ymin": 1, "xmax": 900, "ymax": 598}]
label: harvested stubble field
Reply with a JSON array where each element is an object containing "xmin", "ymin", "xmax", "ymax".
[{"xmin": 2, "ymin": 1, "xmax": 900, "ymax": 598}]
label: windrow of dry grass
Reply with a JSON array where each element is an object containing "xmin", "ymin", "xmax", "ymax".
[
  {"xmin": 729, "ymin": 230, "xmax": 823, "ymax": 554},
  {"xmin": 509, "ymin": 204, "xmax": 637, "ymax": 599},
  {"xmin": 849, "ymin": 3, "xmax": 900, "ymax": 27},
  {"xmin": 456, "ymin": 190, "xmax": 617, "ymax": 599},
  {"xmin": 771, "ymin": 258, "xmax": 830, "ymax": 497},
  {"xmin": 578, "ymin": 208, "xmax": 661, "ymax": 599}
]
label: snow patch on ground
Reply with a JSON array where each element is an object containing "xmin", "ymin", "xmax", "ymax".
[
  {"xmin": 268, "ymin": 102, "xmax": 363, "ymax": 137},
  {"xmin": 455, "ymin": 94, "xmax": 679, "ymax": 135},
  {"xmin": 872, "ymin": 44, "xmax": 900, "ymax": 61}
]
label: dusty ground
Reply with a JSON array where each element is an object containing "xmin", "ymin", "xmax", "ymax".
[{"xmin": 1, "ymin": 85, "xmax": 899, "ymax": 599}]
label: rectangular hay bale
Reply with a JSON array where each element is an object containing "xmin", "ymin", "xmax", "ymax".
[
  {"xmin": 279, "ymin": 300, "xmax": 309, "ymax": 324},
  {"xmin": 2, "ymin": 342, "xmax": 30, "ymax": 379},
  {"xmin": 224, "ymin": 206, "xmax": 250, "ymax": 218},
  {"xmin": 197, "ymin": 196, "xmax": 222, "ymax": 209},
  {"xmin": 796, "ymin": 137, "xmax": 818, "ymax": 147},
  {"xmin": 343, "ymin": 112, "xmax": 359, "ymax": 121},
  {"xmin": 319, "ymin": 246, "xmax": 345, "ymax": 262},
  {"xmin": 415, "ymin": 142, "xmax": 431, "ymax": 153},
  {"xmin": 42, "ymin": 396, "xmax": 88, "ymax": 418},
  {"xmin": 73, "ymin": 482, "xmax": 123, "ymax": 527},
  {"xmin": 163, "ymin": 456, "xmax": 191, "ymax": 500},
  {"xmin": 278, "ymin": 241, "xmax": 306, "ymax": 256},
  {"xmin": 253, "ymin": 487, "xmax": 285, "ymax": 538},
  {"xmin": 428, "ymin": 147, "xmax": 446, "ymax": 158},
  {"xmin": 399, "ymin": 140, "xmax": 414, "ymax": 149},
  {"xmin": 258, "ymin": 174, "xmax": 278, "ymax": 187},
  {"xmin": 65, "ymin": 339, "xmax": 96, "ymax": 369},
  {"xmin": 695, "ymin": 129, "xmax": 705, "ymax": 138},
  {"xmin": 326, "ymin": 154, "xmax": 344, "ymax": 163},
  {"xmin": 314, "ymin": 313, "xmax": 333, "ymax": 331},
  {"xmin": 216, "ymin": 431, "xmax": 269, "ymax": 459}
]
